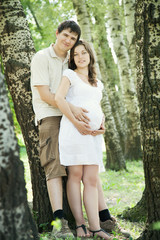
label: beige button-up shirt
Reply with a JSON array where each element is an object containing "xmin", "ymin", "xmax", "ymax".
[{"xmin": 31, "ymin": 44, "xmax": 69, "ymax": 124}]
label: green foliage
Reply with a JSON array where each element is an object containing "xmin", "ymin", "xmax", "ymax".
[
  {"xmin": 33, "ymin": 210, "xmax": 39, "ymax": 222},
  {"xmin": 20, "ymin": 147, "xmax": 32, "ymax": 200},
  {"xmin": 39, "ymin": 232, "xmax": 51, "ymax": 240},
  {"xmin": 51, "ymin": 218, "xmax": 62, "ymax": 231},
  {"xmin": 0, "ymin": 55, "xmax": 4, "ymax": 73},
  {"xmin": 100, "ymin": 160, "xmax": 145, "ymax": 216},
  {"xmin": 152, "ymin": 221, "xmax": 160, "ymax": 230},
  {"xmin": 39, "ymin": 222, "xmax": 50, "ymax": 232},
  {"xmin": 21, "ymin": 0, "xmax": 76, "ymax": 51}
]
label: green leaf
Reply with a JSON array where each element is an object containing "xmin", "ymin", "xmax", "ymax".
[
  {"xmin": 152, "ymin": 221, "xmax": 160, "ymax": 230},
  {"xmin": 51, "ymin": 219, "xmax": 62, "ymax": 231}
]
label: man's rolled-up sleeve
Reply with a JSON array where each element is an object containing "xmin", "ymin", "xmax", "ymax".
[{"xmin": 31, "ymin": 52, "xmax": 50, "ymax": 87}]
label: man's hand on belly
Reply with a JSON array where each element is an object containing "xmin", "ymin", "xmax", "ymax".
[{"xmin": 70, "ymin": 104, "xmax": 90, "ymax": 123}]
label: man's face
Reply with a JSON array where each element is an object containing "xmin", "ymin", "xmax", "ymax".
[{"xmin": 56, "ymin": 28, "xmax": 78, "ymax": 52}]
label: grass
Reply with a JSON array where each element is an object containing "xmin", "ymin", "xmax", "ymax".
[
  {"xmin": 20, "ymin": 147, "xmax": 145, "ymax": 240},
  {"xmin": 99, "ymin": 161, "xmax": 145, "ymax": 239},
  {"xmin": 100, "ymin": 160, "xmax": 145, "ymax": 215}
]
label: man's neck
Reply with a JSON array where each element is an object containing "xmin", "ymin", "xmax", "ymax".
[{"xmin": 53, "ymin": 44, "xmax": 67, "ymax": 60}]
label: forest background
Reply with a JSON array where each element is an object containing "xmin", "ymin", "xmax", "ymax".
[{"xmin": 0, "ymin": 0, "xmax": 160, "ymax": 240}]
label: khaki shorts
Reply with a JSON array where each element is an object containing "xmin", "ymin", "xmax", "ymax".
[{"xmin": 39, "ymin": 116, "xmax": 67, "ymax": 181}]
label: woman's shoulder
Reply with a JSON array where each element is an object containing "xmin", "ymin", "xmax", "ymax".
[
  {"xmin": 63, "ymin": 69, "xmax": 77, "ymax": 85},
  {"xmin": 63, "ymin": 68, "xmax": 75, "ymax": 75},
  {"xmin": 63, "ymin": 69, "xmax": 77, "ymax": 79}
]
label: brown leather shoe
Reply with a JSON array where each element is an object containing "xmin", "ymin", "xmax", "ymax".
[
  {"xmin": 52, "ymin": 218, "xmax": 74, "ymax": 239},
  {"xmin": 100, "ymin": 217, "xmax": 130, "ymax": 238}
]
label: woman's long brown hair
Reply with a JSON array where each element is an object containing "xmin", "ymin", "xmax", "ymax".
[{"xmin": 69, "ymin": 40, "xmax": 97, "ymax": 86}]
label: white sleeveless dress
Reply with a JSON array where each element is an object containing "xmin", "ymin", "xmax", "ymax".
[{"xmin": 59, "ymin": 69, "xmax": 105, "ymax": 172}]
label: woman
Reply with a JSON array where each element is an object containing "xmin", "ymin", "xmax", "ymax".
[{"xmin": 55, "ymin": 40, "xmax": 112, "ymax": 240}]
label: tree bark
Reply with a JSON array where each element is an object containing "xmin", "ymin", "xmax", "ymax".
[
  {"xmin": 105, "ymin": 0, "xmax": 141, "ymax": 160},
  {"xmin": 123, "ymin": 0, "xmax": 137, "ymax": 86},
  {"xmin": 102, "ymin": 90, "xmax": 126, "ymax": 170},
  {"xmin": 90, "ymin": 0, "xmax": 126, "ymax": 166},
  {"xmin": 72, "ymin": 0, "xmax": 101, "ymax": 77},
  {"xmin": 0, "ymin": 0, "xmax": 74, "ymax": 232},
  {"xmin": 121, "ymin": 189, "xmax": 147, "ymax": 222},
  {"xmin": 72, "ymin": 0, "xmax": 126, "ymax": 170},
  {"xmin": 135, "ymin": 1, "xmax": 160, "ymax": 239},
  {"xmin": 0, "ymin": 72, "xmax": 38, "ymax": 240},
  {"xmin": 95, "ymin": 46, "xmax": 126, "ymax": 170}
]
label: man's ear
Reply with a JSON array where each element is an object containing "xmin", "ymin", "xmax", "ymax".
[{"xmin": 56, "ymin": 30, "xmax": 59, "ymax": 37}]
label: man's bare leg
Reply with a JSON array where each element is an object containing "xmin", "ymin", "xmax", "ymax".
[
  {"xmin": 97, "ymin": 177, "xmax": 130, "ymax": 238},
  {"xmin": 47, "ymin": 176, "xmax": 74, "ymax": 238},
  {"xmin": 97, "ymin": 177, "xmax": 113, "ymax": 221},
  {"xmin": 47, "ymin": 177, "xmax": 63, "ymax": 212},
  {"xmin": 97, "ymin": 177, "xmax": 108, "ymax": 211},
  {"xmin": 97, "ymin": 177, "xmax": 112, "ymax": 221}
]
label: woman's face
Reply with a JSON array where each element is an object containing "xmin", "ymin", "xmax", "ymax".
[{"xmin": 73, "ymin": 45, "xmax": 90, "ymax": 69}]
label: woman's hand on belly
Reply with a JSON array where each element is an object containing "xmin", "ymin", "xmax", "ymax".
[
  {"xmin": 91, "ymin": 121, "xmax": 105, "ymax": 136},
  {"xmin": 70, "ymin": 105, "xmax": 90, "ymax": 123},
  {"xmin": 74, "ymin": 120, "xmax": 92, "ymax": 135}
]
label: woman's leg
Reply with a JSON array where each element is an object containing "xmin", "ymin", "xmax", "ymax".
[
  {"xmin": 83, "ymin": 165, "xmax": 99, "ymax": 230},
  {"xmin": 83, "ymin": 165, "xmax": 112, "ymax": 240},
  {"xmin": 67, "ymin": 165, "xmax": 90, "ymax": 237}
]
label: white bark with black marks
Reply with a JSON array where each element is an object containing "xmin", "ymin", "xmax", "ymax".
[
  {"xmin": 136, "ymin": 1, "xmax": 160, "ymax": 239},
  {"xmin": 72, "ymin": 0, "xmax": 126, "ymax": 170},
  {"xmin": 106, "ymin": 0, "xmax": 141, "ymax": 160},
  {"xmin": 0, "ymin": 72, "xmax": 38, "ymax": 240}
]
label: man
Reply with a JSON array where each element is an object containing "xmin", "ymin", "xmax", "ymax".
[{"xmin": 31, "ymin": 20, "xmax": 130, "ymax": 238}]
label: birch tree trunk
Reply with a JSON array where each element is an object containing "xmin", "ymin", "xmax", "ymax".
[
  {"xmin": 72, "ymin": 0, "xmax": 126, "ymax": 170},
  {"xmin": 123, "ymin": 0, "xmax": 137, "ymax": 85},
  {"xmin": 0, "ymin": 0, "xmax": 73, "ymax": 231},
  {"xmin": 135, "ymin": 1, "xmax": 160, "ymax": 239},
  {"xmin": 102, "ymin": 90, "xmax": 126, "ymax": 170},
  {"xmin": 0, "ymin": 72, "xmax": 38, "ymax": 240},
  {"xmin": 0, "ymin": 0, "xmax": 52, "ymax": 231},
  {"xmin": 105, "ymin": 0, "xmax": 141, "ymax": 160},
  {"xmin": 91, "ymin": 0, "xmax": 126, "ymax": 158},
  {"xmin": 72, "ymin": 0, "xmax": 101, "ymax": 77},
  {"xmin": 95, "ymin": 46, "xmax": 126, "ymax": 170}
]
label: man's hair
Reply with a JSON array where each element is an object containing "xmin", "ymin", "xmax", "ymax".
[{"xmin": 57, "ymin": 20, "xmax": 81, "ymax": 42}]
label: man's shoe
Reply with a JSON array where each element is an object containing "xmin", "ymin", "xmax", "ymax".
[
  {"xmin": 52, "ymin": 218, "xmax": 74, "ymax": 239},
  {"xmin": 100, "ymin": 217, "xmax": 130, "ymax": 238}
]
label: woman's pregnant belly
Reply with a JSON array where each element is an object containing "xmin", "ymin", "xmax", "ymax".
[{"xmin": 85, "ymin": 103, "xmax": 103, "ymax": 130}]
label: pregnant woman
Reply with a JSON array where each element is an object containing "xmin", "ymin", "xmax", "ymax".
[{"xmin": 55, "ymin": 40, "xmax": 112, "ymax": 240}]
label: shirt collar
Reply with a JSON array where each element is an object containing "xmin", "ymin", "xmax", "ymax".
[{"xmin": 49, "ymin": 43, "xmax": 69, "ymax": 64}]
